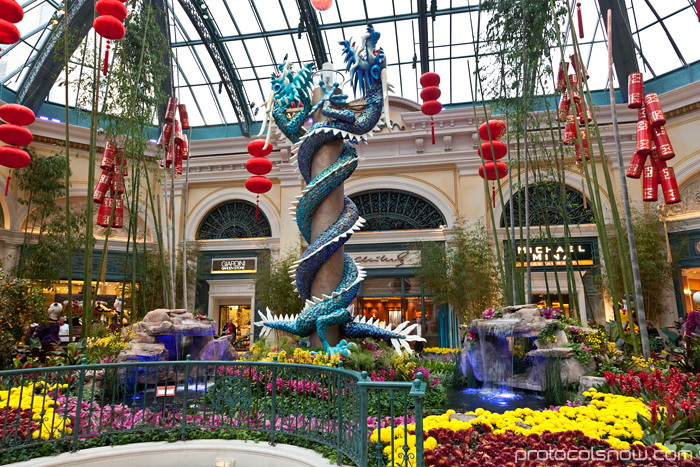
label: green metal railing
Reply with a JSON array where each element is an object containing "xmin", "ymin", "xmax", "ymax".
[{"xmin": 0, "ymin": 357, "xmax": 425, "ymax": 467}]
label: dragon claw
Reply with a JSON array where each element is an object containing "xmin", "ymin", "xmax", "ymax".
[{"xmin": 323, "ymin": 339, "xmax": 354, "ymax": 356}]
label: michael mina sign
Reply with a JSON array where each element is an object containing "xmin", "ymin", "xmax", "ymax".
[
  {"xmin": 211, "ymin": 258, "xmax": 257, "ymax": 274},
  {"xmin": 511, "ymin": 238, "xmax": 596, "ymax": 269}
]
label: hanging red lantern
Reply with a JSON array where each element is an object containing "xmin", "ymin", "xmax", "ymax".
[
  {"xmin": 0, "ymin": 0, "xmax": 23, "ymax": 24},
  {"xmin": 160, "ymin": 122, "xmax": 173, "ymax": 149},
  {"xmin": 179, "ymin": 134, "xmax": 189, "ymax": 160},
  {"xmin": 0, "ymin": 19, "xmax": 20, "ymax": 46},
  {"xmin": 0, "ymin": 145, "xmax": 30, "ymax": 168},
  {"xmin": 248, "ymin": 139, "xmax": 273, "ymax": 157},
  {"xmin": 174, "ymin": 119, "xmax": 183, "ymax": 144},
  {"xmin": 659, "ymin": 167, "xmax": 681, "ymax": 205},
  {"xmin": 311, "ymin": 0, "xmax": 333, "ymax": 11},
  {"xmin": 635, "ymin": 119, "xmax": 652, "ymax": 156},
  {"xmin": 563, "ymin": 115, "xmax": 577, "ymax": 145},
  {"xmin": 100, "ymin": 141, "xmax": 117, "ymax": 169},
  {"xmin": 556, "ymin": 62, "xmax": 568, "ymax": 91},
  {"xmin": 0, "ymin": 124, "xmax": 32, "ymax": 146},
  {"xmin": 0, "ymin": 104, "xmax": 35, "ymax": 126},
  {"xmin": 111, "ymin": 195, "xmax": 124, "ymax": 228},
  {"xmin": 246, "ymin": 157, "xmax": 272, "ymax": 175},
  {"xmin": 97, "ymin": 196, "xmax": 114, "ymax": 227},
  {"xmin": 420, "ymin": 86, "xmax": 441, "ymax": 102},
  {"xmin": 627, "ymin": 72, "xmax": 643, "ymax": 109},
  {"xmin": 93, "ymin": 170, "xmax": 113, "ymax": 204},
  {"xmin": 642, "ymin": 166, "xmax": 658, "ymax": 202},
  {"xmin": 558, "ymin": 91, "xmax": 570, "ymax": 123},
  {"xmin": 178, "ymin": 104, "xmax": 190, "ymax": 130},
  {"xmin": 575, "ymin": 129, "xmax": 590, "ymax": 162},
  {"xmin": 626, "ymin": 152, "xmax": 646, "ymax": 179},
  {"xmin": 96, "ymin": 0, "xmax": 127, "ymax": 21},
  {"xmin": 643, "ymin": 93, "xmax": 666, "ymax": 128},
  {"xmin": 93, "ymin": 15, "xmax": 125, "ymax": 40},
  {"xmin": 174, "ymin": 144, "xmax": 182, "ymax": 176},
  {"xmin": 649, "ymin": 148, "xmax": 667, "ymax": 170},
  {"xmin": 478, "ymin": 140, "xmax": 507, "ymax": 161},
  {"xmin": 246, "ymin": 175, "xmax": 272, "ymax": 221},
  {"xmin": 651, "ymin": 125, "xmax": 674, "ymax": 161},
  {"xmin": 164, "ymin": 97, "xmax": 177, "ymax": 123},
  {"xmin": 478, "ymin": 120, "xmax": 507, "ymax": 141},
  {"xmin": 478, "ymin": 161, "xmax": 508, "ymax": 180},
  {"xmin": 419, "ymin": 72, "xmax": 441, "ymax": 145}
]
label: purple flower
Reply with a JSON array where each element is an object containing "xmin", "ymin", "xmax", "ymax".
[
  {"xmin": 466, "ymin": 329, "xmax": 478, "ymax": 341},
  {"xmin": 482, "ymin": 308, "xmax": 495, "ymax": 319}
]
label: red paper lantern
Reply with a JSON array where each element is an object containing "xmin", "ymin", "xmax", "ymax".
[
  {"xmin": 248, "ymin": 139, "xmax": 273, "ymax": 157},
  {"xmin": 0, "ymin": 124, "xmax": 32, "ymax": 146},
  {"xmin": 0, "ymin": 145, "xmax": 30, "ymax": 168},
  {"xmin": 178, "ymin": 104, "xmax": 190, "ymax": 130},
  {"xmin": 659, "ymin": 167, "xmax": 681, "ymax": 205},
  {"xmin": 0, "ymin": 104, "xmax": 35, "ymax": 126},
  {"xmin": 563, "ymin": 115, "xmax": 577, "ymax": 145},
  {"xmin": 478, "ymin": 161, "xmax": 508, "ymax": 181},
  {"xmin": 174, "ymin": 119, "xmax": 183, "ymax": 144},
  {"xmin": 179, "ymin": 135, "xmax": 189, "ymax": 160},
  {"xmin": 478, "ymin": 140, "xmax": 508, "ymax": 161},
  {"xmin": 635, "ymin": 119, "xmax": 652, "ymax": 156},
  {"xmin": 246, "ymin": 157, "xmax": 272, "ymax": 176},
  {"xmin": 651, "ymin": 125, "xmax": 674, "ymax": 161},
  {"xmin": 420, "ymin": 101, "xmax": 441, "ymax": 116},
  {"xmin": 643, "ymin": 93, "xmax": 666, "ymax": 128},
  {"xmin": 0, "ymin": 19, "xmax": 19, "ymax": 45},
  {"xmin": 311, "ymin": 0, "xmax": 333, "ymax": 11},
  {"xmin": 96, "ymin": 0, "xmax": 127, "ymax": 21},
  {"xmin": 558, "ymin": 91, "xmax": 570, "ymax": 123},
  {"xmin": 478, "ymin": 120, "xmax": 507, "ymax": 141},
  {"xmin": 164, "ymin": 97, "xmax": 177, "ymax": 123},
  {"xmin": 642, "ymin": 166, "xmax": 658, "ymax": 202},
  {"xmin": 420, "ymin": 86, "xmax": 441, "ymax": 102},
  {"xmin": 627, "ymin": 72, "xmax": 643, "ymax": 109},
  {"xmin": 97, "ymin": 196, "xmax": 114, "ymax": 227},
  {"xmin": 419, "ymin": 72, "xmax": 440, "ymax": 87},
  {"xmin": 94, "ymin": 16, "xmax": 125, "ymax": 40},
  {"xmin": 0, "ymin": 0, "xmax": 23, "ymax": 24},
  {"xmin": 556, "ymin": 62, "xmax": 568, "ymax": 91},
  {"xmin": 246, "ymin": 175, "xmax": 272, "ymax": 221},
  {"xmin": 626, "ymin": 152, "xmax": 646, "ymax": 179},
  {"xmin": 111, "ymin": 196, "xmax": 124, "ymax": 228},
  {"xmin": 93, "ymin": 170, "xmax": 112, "ymax": 204}
]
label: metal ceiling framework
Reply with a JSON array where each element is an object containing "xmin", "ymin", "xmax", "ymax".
[
  {"xmin": 2, "ymin": 0, "xmax": 698, "ymax": 129},
  {"xmin": 15, "ymin": 0, "xmax": 94, "ymax": 111},
  {"xmin": 176, "ymin": 0, "xmax": 253, "ymax": 135},
  {"xmin": 296, "ymin": 0, "xmax": 328, "ymax": 68}
]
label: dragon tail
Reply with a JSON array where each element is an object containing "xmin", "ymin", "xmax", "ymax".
[{"xmin": 341, "ymin": 313, "xmax": 425, "ymax": 354}]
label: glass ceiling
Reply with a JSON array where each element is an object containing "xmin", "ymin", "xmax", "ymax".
[{"xmin": 0, "ymin": 0, "xmax": 698, "ymax": 130}]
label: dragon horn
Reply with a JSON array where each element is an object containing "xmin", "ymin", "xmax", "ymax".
[
  {"xmin": 257, "ymin": 90, "xmax": 275, "ymax": 139},
  {"xmin": 381, "ymin": 68, "xmax": 391, "ymax": 132}
]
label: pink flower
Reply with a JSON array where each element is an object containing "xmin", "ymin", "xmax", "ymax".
[{"xmin": 482, "ymin": 308, "xmax": 495, "ymax": 319}]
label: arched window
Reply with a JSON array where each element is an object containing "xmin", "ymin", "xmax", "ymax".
[
  {"xmin": 349, "ymin": 189, "xmax": 447, "ymax": 231},
  {"xmin": 196, "ymin": 200, "xmax": 272, "ymax": 239},
  {"xmin": 501, "ymin": 182, "xmax": 595, "ymax": 227}
]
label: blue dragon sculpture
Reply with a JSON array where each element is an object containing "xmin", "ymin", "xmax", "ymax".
[{"xmin": 255, "ymin": 25, "xmax": 424, "ymax": 355}]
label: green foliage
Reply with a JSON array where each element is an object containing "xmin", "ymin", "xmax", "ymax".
[
  {"xmin": 343, "ymin": 346, "xmax": 376, "ymax": 373},
  {"xmin": 49, "ymin": 341, "xmax": 87, "ymax": 366},
  {"xmin": 543, "ymin": 356, "xmax": 566, "ymax": 406},
  {"xmin": 564, "ymin": 342, "xmax": 591, "ymax": 366},
  {"xmin": 601, "ymin": 208, "xmax": 674, "ymax": 324},
  {"xmin": 536, "ymin": 320, "xmax": 565, "ymax": 344},
  {"xmin": 0, "ymin": 270, "xmax": 48, "ymax": 344},
  {"xmin": 255, "ymin": 248, "xmax": 304, "ymax": 317},
  {"xmin": 412, "ymin": 220, "xmax": 502, "ymax": 323},
  {"xmin": 14, "ymin": 150, "xmax": 68, "ymax": 223}
]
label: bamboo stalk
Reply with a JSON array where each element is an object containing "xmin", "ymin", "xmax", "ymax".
[
  {"xmin": 606, "ymin": 9, "xmax": 650, "ymax": 358},
  {"xmin": 181, "ymin": 128, "xmax": 192, "ymax": 311},
  {"xmin": 64, "ymin": 0, "xmax": 73, "ymax": 342}
]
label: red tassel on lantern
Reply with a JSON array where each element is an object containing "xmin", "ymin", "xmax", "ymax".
[
  {"xmin": 103, "ymin": 40, "xmax": 111, "ymax": 76},
  {"xmin": 4, "ymin": 169, "xmax": 9, "ymax": 197},
  {"xmin": 577, "ymin": 3, "xmax": 584, "ymax": 39}
]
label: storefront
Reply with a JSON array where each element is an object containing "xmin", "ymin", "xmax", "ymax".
[{"xmin": 670, "ymin": 226, "xmax": 700, "ymax": 317}]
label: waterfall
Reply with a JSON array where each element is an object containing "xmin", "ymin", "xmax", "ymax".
[{"xmin": 467, "ymin": 319, "xmax": 517, "ymax": 395}]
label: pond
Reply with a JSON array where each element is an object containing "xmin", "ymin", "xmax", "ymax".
[{"xmin": 444, "ymin": 387, "xmax": 548, "ymax": 414}]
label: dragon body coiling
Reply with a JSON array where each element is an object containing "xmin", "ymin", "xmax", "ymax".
[{"xmin": 255, "ymin": 25, "xmax": 424, "ymax": 354}]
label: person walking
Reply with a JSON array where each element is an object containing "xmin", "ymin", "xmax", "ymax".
[{"xmin": 222, "ymin": 318, "xmax": 237, "ymax": 337}]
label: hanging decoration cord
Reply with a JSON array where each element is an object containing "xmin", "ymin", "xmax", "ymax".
[
  {"xmin": 103, "ymin": 40, "xmax": 111, "ymax": 76},
  {"xmin": 4, "ymin": 169, "xmax": 10, "ymax": 197}
]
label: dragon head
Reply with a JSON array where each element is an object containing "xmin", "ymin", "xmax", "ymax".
[
  {"xmin": 339, "ymin": 24, "xmax": 386, "ymax": 98},
  {"xmin": 257, "ymin": 58, "xmax": 315, "ymax": 146}
]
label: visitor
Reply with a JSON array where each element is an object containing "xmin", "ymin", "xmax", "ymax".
[
  {"xmin": 221, "ymin": 318, "xmax": 236, "ymax": 337},
  {"xmin": 58, "ymin": 317, "xmax": 69, "ymax": 343}
]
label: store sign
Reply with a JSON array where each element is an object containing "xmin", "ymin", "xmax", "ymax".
[
  {"xmin": 512, "ymin": 239, "xmax": 595, "ymax": 268},
  {"xmin": 352, "ymin": 250, "xmax": 420, "ymax": 269},
  {"xmin": 211, "ymin": 258, "xmax": 257, "ymax": 274}
]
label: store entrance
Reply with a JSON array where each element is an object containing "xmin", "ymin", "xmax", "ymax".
[
  {"xmin": 682, "ymin": 268, "xmax": 700, "ymax": 314},
  {"xmin": 218, "ymin": 304, "xmax": 251, "ymax": 343}
]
